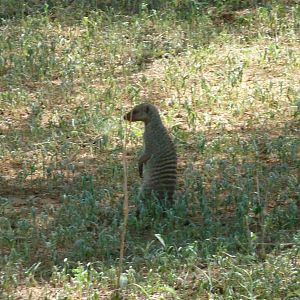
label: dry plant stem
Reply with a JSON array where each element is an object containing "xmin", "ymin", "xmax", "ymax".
[
  {"xmin": 256, "ymin": 174, "xmax": 266, "ymax": 258},
  {"xmin": 118, "ymin": 119, "xmax": 130, "ymax": 287}
]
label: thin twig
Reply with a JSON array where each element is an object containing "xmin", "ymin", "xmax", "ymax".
[
  {"xmin": 118, "ymin": 115, "xmax": 129, "ymax": 288},
  {"xmin": 256, "ymin": 174, "xmax": 266, "ymax": 258}
]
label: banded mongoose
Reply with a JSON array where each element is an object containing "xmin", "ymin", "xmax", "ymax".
[{"xmin": 124, "ymin": 103, "xmax": 177, "ymax": 203}]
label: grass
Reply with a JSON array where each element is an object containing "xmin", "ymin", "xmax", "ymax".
[{"xmin": 0, "ymin": 1, "xmax": 300, "ymax": 299}]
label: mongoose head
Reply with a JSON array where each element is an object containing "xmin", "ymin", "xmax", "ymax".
[{"xmin": 124, "ymin": 103, "xmax": 159, "ymax": 124}]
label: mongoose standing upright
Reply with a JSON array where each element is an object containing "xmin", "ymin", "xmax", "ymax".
[{"xmin": 124, "ymin": 103, "xmax": 177, "ymax": 203}]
